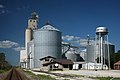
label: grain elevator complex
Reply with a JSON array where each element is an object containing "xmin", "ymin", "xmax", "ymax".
[{"xmin": 20, "ymin": 12, "xmax": 115, "ymax": 71}]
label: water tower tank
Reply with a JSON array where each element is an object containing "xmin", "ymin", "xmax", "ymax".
[
  {"xmin": 96, "ymin": 27, "xmax": 108, "ymax": 35},
  {"xmin": 33, "ymin": 23, "xmax": 62, "ymax": 68}
]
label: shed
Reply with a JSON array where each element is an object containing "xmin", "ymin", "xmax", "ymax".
[
  {"xmin": 114, "ymin": 60, "xmax": 120, "ymax": 70},
  {"xmin": 43, "ymin": 59, "xmax": 73, "ymax": 70}
]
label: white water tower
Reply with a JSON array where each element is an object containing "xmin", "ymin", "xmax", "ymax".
[{"xmin": 96, "ymin": 27, "xmax": 110, "ymax": 70}]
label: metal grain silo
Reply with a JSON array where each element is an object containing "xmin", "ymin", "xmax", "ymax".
[
  {"xmin": 65, "ymin": 48, "xmax": 83, "ymax": 62},
  {"xmin": 65, "ymin": 48, "xmax": 77, "ymax": 62},
  {"xmin": 86, "ymin": 42, "xmax": 115, "ymax": 63},
  {"xmin": 33, "ymin": 23, "xmax": 62, "ymax": 68},
  {"xmin": 86, "ymin": 45, "xmax": 96, "ymax": 63}
]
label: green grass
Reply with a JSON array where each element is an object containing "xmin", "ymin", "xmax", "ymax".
[
  {"xmin": 37, "ymin": 74, "xmax": 56, "ymax": 80},
  {"xmin": 24, "ymin": 70, "xmax": 56, "ymax": 80},
  {"xmin": 96, "ymin": 77, "xmax": 113, "ymax": 80},
  {"xmin": 112, "ymin": 78, "xmax": 120, "ymax": 80},
  {"xmin": 64, "ymin": 79, "xmax": 70, "ymax": 80},
  {"xmin": 0, "ymin": 70, "xmax": 5, "ymax": 73}
]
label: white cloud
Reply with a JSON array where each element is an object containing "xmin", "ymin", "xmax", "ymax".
[
  {"xmin": 0, "ymin": 40, "xmax": 24, "ymax": 52},
  {"xmin": 62, "ymin": 35, "xmax": 80, "ymax": 41},
  {"xmin": 13, "ymin": 47, "xmax": 25, "ymax": 51},
  {"xmin": 0, "ymin": 4, "xmax": 4, "ymax": 8},
  {"xmin": 0, "ymin": 40, "xmax": 19, "ymax": 48},
  {"xmin": 62, "ymin": 35, "xmax": 95, "ymax": 47},
  {"xmin": 77, "ymin": 39, "xmax": 88, "ymax": 46},
  {"xmin": 0, "ymin": 4, "xmax": 11, "ymax": 14},
  {"xmin": 65, "ymin": 35, "xmax": 74, "ymax": 41}
]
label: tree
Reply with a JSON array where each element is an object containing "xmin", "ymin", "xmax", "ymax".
[
  {"xmin": 110, "ymin": 50, "xmax": 120, "ymax": 69},
  {"xmin": 0, "ymin": 53, "xmax": 5, "ymax": 61},
  {"xmin": 0, "ymin": 52, "xmax": 12, "ymax": 70}
]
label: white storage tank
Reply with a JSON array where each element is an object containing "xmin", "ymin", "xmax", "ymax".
[
  {"xmin": 86, "ymin": 43, "xmax": 115, "ymax": 63},
  {"xmin": 33, "ymin": 23, "xmax": 62, "ymax": 68},
  {"xmin": 87, "ymin": 45, "xmax": 96, "ymax": 63},
  {"xmin": 25, "ymin": 28, "xmax": 32, "ymax": 49}
]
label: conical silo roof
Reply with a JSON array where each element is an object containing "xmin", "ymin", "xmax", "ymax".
[{"xmin": 40, "ymin": 21, "xmax": 60, "ymax": 31}]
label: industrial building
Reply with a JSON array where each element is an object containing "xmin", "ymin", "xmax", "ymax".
[
  {"xmin": 20, "ymin": 12, "xmax": 62, "ymax": 70},
  {"xmin": 20, "ymin": 12, "xmax": 115, "ymax": 70}
]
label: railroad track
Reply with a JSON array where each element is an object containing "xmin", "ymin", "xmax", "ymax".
[{"xmin": 3, "ymin": 68, "xmax": 30, "ymax": 80}]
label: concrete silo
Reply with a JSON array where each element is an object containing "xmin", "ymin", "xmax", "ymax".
[
  {"xmin": 25, "ymin": 28, "xmax": 32, "ymax": 50},
  {"xmin": 25, "ymin": 12, "xmax": 38, "ymax": 50},
  {"xmin": 20, "ymin": 12, "xmax": 39, "ymax": 69},
  {"xmin": 33, "ymin": 23, "xmax": 62, "ymax": 68}
]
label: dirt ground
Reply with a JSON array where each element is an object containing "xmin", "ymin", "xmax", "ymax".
[
  {"xmin": 50, "ymin": 70, "xmax": 120, "ymax": 77},
  {"xmin": 30, "ymin": 70, "xmax": 120, "ymax": 80}
]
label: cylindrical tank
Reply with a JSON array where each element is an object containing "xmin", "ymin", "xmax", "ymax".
[
  {"xmin": 104, "ymin": 43, "xmax": 115, "ymax": 59},
  {"xmin": 87, "ymin": 45, "xmax": 96, "ymax": 63},
  {"xmin": 25, "ymin": 28, "xmax": 32, "ymax": 49},
  {"xmin": 87, "ymin": 43, "xmax": 115, "ymax": 62},
  {"xmin": 34, "ymin": 24, "xmax": 62, "ymax": 68},
  {"xmin": 96, "ymin": 27, "xmax": 108, "ymax": 35},
  {"xmin": 65, "ymin": 48, "xmax": 84, "ymax": 62}
]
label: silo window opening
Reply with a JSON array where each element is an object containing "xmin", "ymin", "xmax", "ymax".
[{"xmin": 45, "ymin": 58, "xmax": 49, "ymax": 61}]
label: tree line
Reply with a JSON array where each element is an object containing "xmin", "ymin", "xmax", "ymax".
[
  {"xmin": 0, "ymin": 52, "xmax": 12, "ymax": 70},
  {"xmin": 110, "ymin": 50, "xmax": 120, "ymax": 69}
]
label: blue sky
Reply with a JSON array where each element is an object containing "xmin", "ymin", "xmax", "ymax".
[{"xmin": 0, "ymin": 0, "xmax": 120, "ymax": 66}]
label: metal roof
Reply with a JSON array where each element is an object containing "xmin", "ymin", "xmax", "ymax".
[
  {"xmin": 54, "ymin": 59, "xmax": 73, "ymax": 65},
  {"xmin": 40, "ymin": 23, "xmax": 60, "ymax": 31},
  {"xmin": 40, "ymin": 56, "xmax": 56, "ymax": 61},
  {"xmin": 43, "ymin": 59, "xmax": 73, "ymax": 66},
  {"xmin": 30, "ymin": 12, "xmax": 39, "ymax": 19},
  {"xmin": 114, "ymin": 60, "xmax": 120, "ymax": 65}
]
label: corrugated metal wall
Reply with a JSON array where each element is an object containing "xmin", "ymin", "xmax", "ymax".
[{"xmin": 33, "ymin": 28, "xmax": 62, "ymax": 68}]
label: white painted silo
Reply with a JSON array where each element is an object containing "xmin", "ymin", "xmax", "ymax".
[
  {"xmin": 25, "ymin": 28, "xmax": 32, "ymax": 49},
  {"xmin": 33, "ymin": 23, "xmax": 62, "ymax": 68}
]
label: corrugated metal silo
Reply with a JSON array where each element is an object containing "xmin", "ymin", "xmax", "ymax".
[
  {"xmin": 33, "ymin": 23, "xmax": 62, "ymax": 68},
  {"xmin": 87, "ymin": 43, "xmax": 115, "ymax": 63},
  {"xmin": 65, "ymin": 49, "xmax": 77, "ymax": 62},
  {"xmin": 87, "ymin": 45, "xmax": 96, "ymax": 63},
  {"xmin": 65, "ymin": 48, "xmax": 84, "ymax": 62}
]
